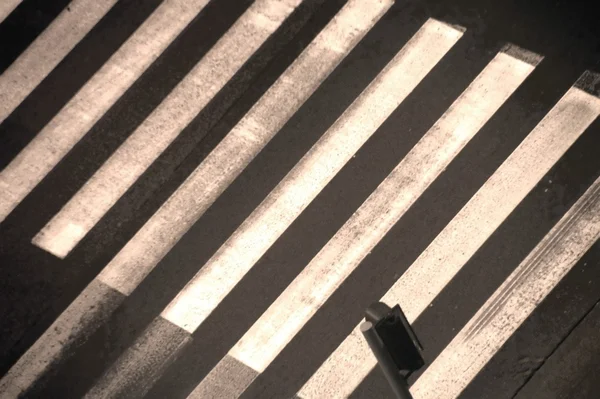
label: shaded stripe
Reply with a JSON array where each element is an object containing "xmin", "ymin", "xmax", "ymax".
[
  {"xmin": 0, "ymin": 3, "xmax": 303, "ymax": 392},
  {"xmin": 227, "ymin": 46, "xmax": 534, "ymax": 381},
  {"xmin": 0, "ymin": 279, "xmax": 125, "ymax": 398},
  {"xmin": 76, "ymin": 1, "xmax": 393, "ymax": 397},
  {"xmin": 411, "ymin": 175, "xmax": 600, "ymax": 399},
  {"xmin": 185, "ymin": 31, "xmax": 498, "ymax": 399},
  {"xmin": 188, "ymin": 355, "xmax": 258, "ymax": 399},
  {"xmin": 0, "ymin": 0, "xmax": 250, "ymax": 375},
  {"xmin": 298, "ymin": 78, "xmax": 600, "ymax": 399},
  {"xmin": 32, "ymin": 0, "xmax": 302, "ymax": 259},
  {"xmin": 144, "ymin": 3, "xmax": 431, "ymax": 397},
  {"xmin": 0, "ymin": 0, "xmax": 211, "ymax": 222},
  {"xmin": 196, "ymin": 43, "xmax": 528, "ymax": 398},
  {"xmin": 162, "ymin": 17, "xmax": 462, "ymax": 334},
  {"xmin": 0, "ymin": 0, "xmax": 118, "ymax": 124},
  {"xmin": 0, "ymin": 0, "xmax": 21, "ymax": 24},
  {"xmin": 96, "ymin": 0, "xmax": 391, "ymax": 297},
  {"xmin": 83, "ymin": 317, "xmax": 191, "ymax": 399},
  {"xmin": 10, "ymin": 0, "xmax": 354, "ymax": 393}
]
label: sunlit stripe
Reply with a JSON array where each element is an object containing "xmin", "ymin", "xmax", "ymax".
[
  {"xmin": 190, "ymin": 46, "xmax": 536, "ymax": 398},
  {"xmin": 297, "ymin": 78, "xmax": 600, "ymax": 399},
  {"xmin": 0, "ymin": 0, "xmax": 118, "ymax": 124},
  {"xmin": 33, "ymin": 0, "xmax": 303, "ymax": 259},
  {"xmin": 1, "ymin": 1, "xmax": 391, "ymax": 397},
  {"xmin": 163, "ymin": 17, "xmax": 464, "ymax": 334},
  {"xmin": 81, "ymin": 1, "xmax": 394, "ymax": 397},
  {"xmin": 0, "ymin": 0, "xmax": 211, "ymax": 222},
  {"xmin": 0, "ymin": 0, "xmax": 21, "ymax": 24},
  {"xmin": 96, "ymin": 0, "xmax": 392, "ymax": 297},
  {"xmin": 411, "ymin": 175, "xmax": 600, "ymax": 399}
]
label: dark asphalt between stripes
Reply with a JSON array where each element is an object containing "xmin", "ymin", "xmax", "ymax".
[{"xmin": 0, "ymin": 0, "xmax": 599, "ymax": 397}]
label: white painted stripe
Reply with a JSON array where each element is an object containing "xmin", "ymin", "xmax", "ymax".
[
  {"xmin": 32, "ymin": 0, "xmax": 303, "ymax": 259},
  {"xmin": 0, "ymin": 0, "xmax": 211, "ymax": 222},
  {"xmin": 411, "ymin": 175, "xmax": 600, "ymax": 399},
  {"xmin": 0, "ymin": 0, "xmax": 21, "ymax": 24},
  {"xmin": 0, "ymin": 3, "xmax": 389, "ymax": 395},
  {"xmin": 162, "ymin": 18, "xmax": 464, "ymax": 335},
  {"xmin": 95, "ymin": 0, "xmax": 392, "ymax": 297},
  {"xmin": 78, "ymin": 2, "xmax": 392, "ymax": 396},
  {"xmin": 297, "ymin": 83, "xmax": 600, "ymax": 399},
  {"xmin": 83, "ymin": 316, "xmax": 192, "ymax": 399},
  {"xmin": 0, "ymin": 279, "xmax": 122, "ymax": 398},
  {"xmin": 0, "ymin": 0, "xmax": 118, "ymax": 124},
  {"xmin": 190, "ymin": 48, "xmax": 535, "ymax": 398}
]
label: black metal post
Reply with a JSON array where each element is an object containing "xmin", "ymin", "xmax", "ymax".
[{"xmin": 360, "ymin": 321, "xmax": 413, "ymax": 399}]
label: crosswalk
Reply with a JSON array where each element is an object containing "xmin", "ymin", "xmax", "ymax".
[
  {"xmin": 0, "ymin": 0, "xmax": 118, "ymax": 125},
  {"xmin": 299, "ymin": 82, "xmax": 600, "ymax": 399},
  {"xmin": 0, "ymin": 0, "xmax": 213, "ymax": 222},
  {"xmin": 32, "ymin": 0, "xmax": 303, "ymax": 258},
  {"xmin": 410, "ymin": 177, "xmax": 600, "ymax": 399},
  {"xmin": 0, "ymin": 0, "xmax": 599, "ymax": 398}
]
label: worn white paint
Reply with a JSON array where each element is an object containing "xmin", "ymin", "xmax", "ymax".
[
  {"xmin": 33, "ymin": 0, "xmax": 303, "ymax": 259},
  {"xmin": 77, "ymin": 1, "xmax": 395, "ymax": 397},
  {"xmin": 163, "ymin": 17, "xmax": 464, "ymax": 334},
  {"xmin": 228, "ymin": 48, "xmax": 535, "ymax": 375},
  {"xmin": 95, "ymin": 0, "xmax": 393, "ymax": 297},
  {"xmin": 0, "ymin": 0, "xmax": 118, "ymax": 124},
  {"xmin": 0, "ymin": 2, "xmax": 391, "ymax": 397},
  {"xmin": 185, "ymin": 46, "xmax": 534, "ymax": 399},
  {"xmin": 411, "ymin": 175, "xmax": 600, "ymax": 399},
  {"xmin": 0, "ymin": 0, "xmax": 21, "ymax": 24},
  {"xmin": 0, "ymin": 0, "xmax": 211, "ymax": 222},
  {"xmin": 298, "ymin": 83, "xmax": 600, "ymax": 399}
]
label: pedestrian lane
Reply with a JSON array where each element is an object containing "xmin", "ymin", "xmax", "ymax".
[{"xmin": 0, "ymin": 0, "xmax": 599, "ymax": 398}]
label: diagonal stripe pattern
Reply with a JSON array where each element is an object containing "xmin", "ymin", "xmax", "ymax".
[
  {"xmin": 193, "ymin": 42, "xmax": 538, "ymax": 399},
  {"xmin": 32, "ymin": 0, "xmax": 303, "ymax": 259},
  {"xmin": 0, "ymin": 0, "xmax": 212, "ymax": 222},
  {"xmin": 411, "ymin": 175, "xmax": 600, "ymax": 399},
  {"xmin": 0, "ymin": 1, "xmax": 599, "ymax": 398},
  {"xmin": 0, "ymin": 0, "xmax": 118, "ymax": 124},
  {"xmin": 298, "ymin": 73, "xmax": 600, "ymax": 399}
]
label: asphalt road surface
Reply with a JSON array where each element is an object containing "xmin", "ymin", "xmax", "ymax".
[{"xmin": 1, "ymin": 0, "xmax": 599, "ymax": 398}]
